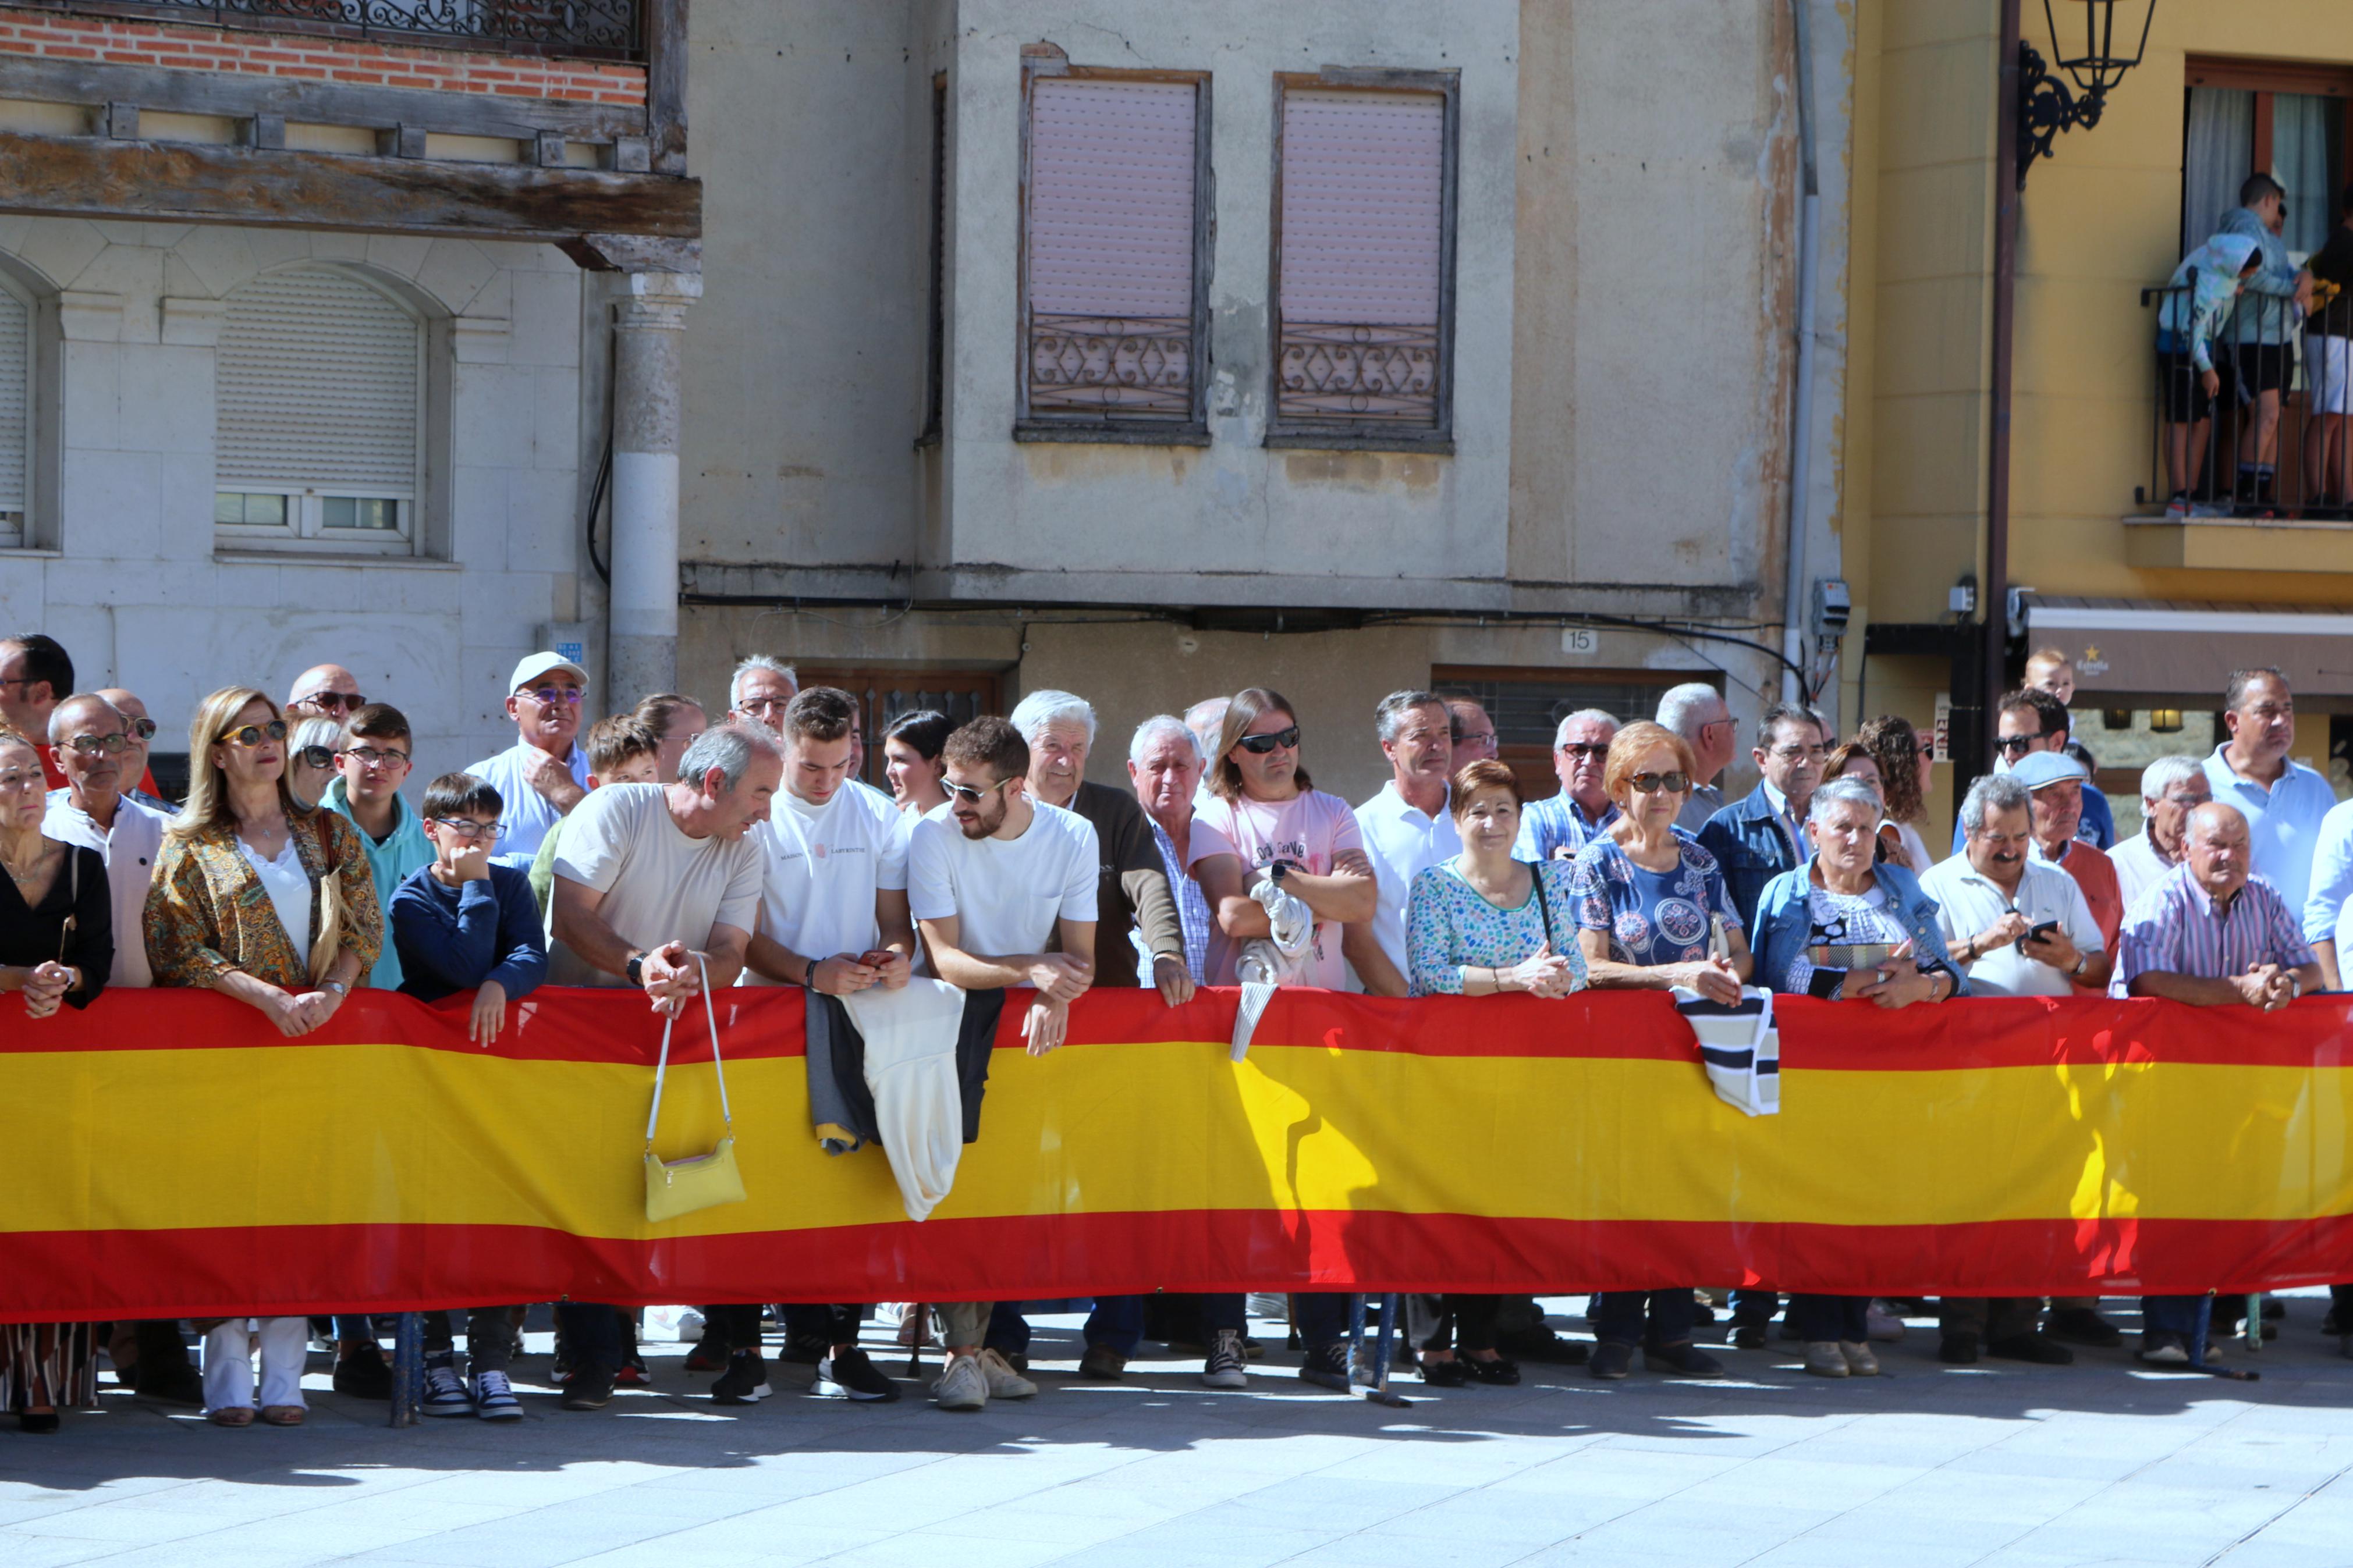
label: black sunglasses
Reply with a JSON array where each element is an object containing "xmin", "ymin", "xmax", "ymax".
[
  {"xmin": 1995, "ymin": 733, "xmax": 2045, "ymax": 755},
  {"xmin": 1237, "ymin": 724, "xmax": 1302, "ymax": 755},
  {"xmin": 294, "ymin": 745, "xmax": 337, "ymax": 769},
  {"xmin": 1628, "ymin": 770, "xmax": 1691, "ymax": 795}
]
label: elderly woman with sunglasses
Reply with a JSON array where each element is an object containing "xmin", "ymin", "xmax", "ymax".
[
  {"xmin": 1567, "ymin": 721, "xmax": 1747, "ymax": 1381},
  {"xmin": 146, "ymin": 686, "xmax": 382, "ymax": 1428}
]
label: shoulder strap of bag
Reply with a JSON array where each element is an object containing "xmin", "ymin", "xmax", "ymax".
[
  {"xmin": 1524, "ymin": 860, "xmax": 1557, "ymax": 951},
  {"xmin": 644, "ymin": 953, "xmax": 732, "ymax": 1152}
]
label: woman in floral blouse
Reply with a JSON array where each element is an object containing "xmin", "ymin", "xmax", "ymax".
[
  {"xmin": 1571, "ymin": 720, "xmax": 1752, "ymax": 1383},
  {"xmin": 1404, "ymin": 759, "xmax": 1585, "ymax": 1388},
  {"xmin": 145, "ymin": 685, "xmax": 381, "ymax": 1427}
]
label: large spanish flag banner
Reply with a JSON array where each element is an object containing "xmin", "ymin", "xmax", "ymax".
[{"xmin": 5, "ymin": 986, "xmax": 2353, "ymax": 1319}]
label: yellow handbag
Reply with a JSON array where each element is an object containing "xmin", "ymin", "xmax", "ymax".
[{"xmin": 643, "ymin": 955, "xmax": 746, "ymax": 1223}]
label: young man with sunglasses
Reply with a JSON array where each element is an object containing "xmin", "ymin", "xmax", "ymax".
[
  {"xmin": 390, "ymin": 771, "xmax": 548, "ymax": 1421},
  {"xmin": 322, "ymin": 703, "xmax": 432, "ymax": 990},
  {"xmin": 1515, "ymin": 710, "xmax": 1621, "ymax": 863},
  {"xmin": 1948, "ymin": 688, "xmax": 2116, "ymax": 855},
  {"xmin": 906, "ymin": 716, "xmax": 1099, "ymax": 1411},
  {"xmin": 466, "ymin": 653, "xmax": 592, "ymax": 868}
]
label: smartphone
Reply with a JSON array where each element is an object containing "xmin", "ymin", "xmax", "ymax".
[
  {"xmin": 2016, "ymin": 920, "xmax": 2058, "ymax": 954},
  {"xmin": 858, "ymin": 949, "xmax": 896, "ymax": 968}
]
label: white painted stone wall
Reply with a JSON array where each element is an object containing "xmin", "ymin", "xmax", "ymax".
[{"xmin": 0, "ymin": 217, "xmax": 589, "ymax": 785}]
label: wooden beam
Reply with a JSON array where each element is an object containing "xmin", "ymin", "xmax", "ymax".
[
  {"xmin": 644, "ymin": 0, "xmax": 687, "ymax": 175},
  {"xmin": 558, "ymin": 232, "xmax": 700, "ymax": 273},
  {"xmin": 0, "ymin": 133, "xmax": 700, "ymax": 241},
  {"xmin": 0, "ymin": 54, "xmax": 647, "ymax": 144}
]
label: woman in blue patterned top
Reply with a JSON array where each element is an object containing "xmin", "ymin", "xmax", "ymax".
[
  {"xmin": 1569, "ymin": 721, "xmax": 1750, "ymax": 1382},
  {"xmin": 1403, "ymin": 759, "xmax": 1585, "ymax": 1387}
]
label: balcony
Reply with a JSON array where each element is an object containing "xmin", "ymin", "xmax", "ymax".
[
  {"xmin": 2129, "ymin": 278, "xmax": 2353, "ymax": 570},
  {"xmin": 0, "ymin": 0, "xmax": 640, "ymax": 60}
]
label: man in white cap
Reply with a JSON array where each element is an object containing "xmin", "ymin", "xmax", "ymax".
[{"xmin": 466, "ymin": 652, "xmax": 591, "ymax": 866}]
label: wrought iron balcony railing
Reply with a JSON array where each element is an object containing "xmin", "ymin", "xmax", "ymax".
[{"xmin": 3, "ymin": 0, "xmax": 640, "ymax": 61}]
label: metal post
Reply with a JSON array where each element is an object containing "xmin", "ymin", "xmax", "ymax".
[
  {"xmin": 388, "ymin": 1313, "xmax": 423, "ymax": 1427},
  {"xmin": 1362, "ymin": 1292, "xmax": 1409, "ymax": 1408}
]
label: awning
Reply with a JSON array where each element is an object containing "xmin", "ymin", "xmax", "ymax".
[{"xmin": 2024, "ymin": 598, "xmax": 2353, "ymax": 699}]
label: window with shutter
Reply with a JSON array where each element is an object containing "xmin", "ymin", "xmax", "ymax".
[
  {"xmin": 1272, "ymin": 78, "xmax": 1457, "ymax": 445},
  {"xmin": 0, "ymin": 280, "xmax": 28, "ymax": 546},
  {"xmin": 215, "ymin": 264, "xmax": 423, "ymax": 554},
  {"xmin": 1020, "ymin": 71, "xmax": 1209, "ymax": 435}
]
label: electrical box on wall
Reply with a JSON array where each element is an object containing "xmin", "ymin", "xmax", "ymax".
[{"xmin": 539, "ymin": 622, "xmax": 598, "ymax": 708}]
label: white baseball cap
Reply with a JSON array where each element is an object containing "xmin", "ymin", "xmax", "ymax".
[{"xmin": 509, "ymin": 652, "xmax": 589, "ymax": 693}]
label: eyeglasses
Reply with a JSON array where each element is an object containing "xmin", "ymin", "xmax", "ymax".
[
  {"xmin": 294, "ymin": 745, "xmax": 336, "ymax": 769},
  {"xmin": 1628, "ymin": 770, "xmax": 1691, "ymax": 795},
  {"xmin": 1560, "ymin": 742, "xmax": 1610, "ymax": 760},
  {"xmin": 430, "ymin": 817, "xmax": 505, "ymax": 842},
  {"xmin": 520, "ymin": 685, "xmax": 584, "ymax": 707},
  {"xmin": 1994, "ymin": 733, "xmax": 2045, "ymax": 756},
  {"xmin": 126, "ymin": 716, "xmax": 157, "ymax": 742},
  {"xmin": 942, "ymin": 777, "xmax": 1013, "ymax": 805},
  {"xmin": 294, "ymin": 691, "xmax": 367, "ymax": 714},
  {"xmin": 737, "ymin": 695, "xmax": 791, "ymax": 714},
  {"xmin": 1767, "ymin": 743, "xmax": 1829, "ymax": 762},
  {"xmin": 1236, "ymin": 725, "xmax": 1303, "ymax": 755},
  {"xmin": 63, "ymin": 733, "xmax": 129, "ymax": 758},
  {"xmin": 342, "ymin": 746, "xmax": 411, "ymax": 770},
  {"xmin": 218, "ymin": 720, "xmax": 288, "ymax": 747}
]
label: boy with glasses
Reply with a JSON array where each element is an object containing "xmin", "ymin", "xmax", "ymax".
[
  {"xmin": 390, "ymin": 771, "xmax": 549, "ymax": 1418},
  {"xmin": 466, "ymin": 652, "xmax": 591, "ymax": 868},
  {"xmin": 323, "ymin": 703, "xmax": 431, "ymax": 990}
]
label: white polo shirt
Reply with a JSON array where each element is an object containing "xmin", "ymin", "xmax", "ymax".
[
  {"xmin": 1918, "ymin": 851, "xmax": 2104, "ymax": 998},
  {"xmin": 1353, "ymin": 780, "xmax": 1460, "ymax": 980},
  {"xmin": 743, "ymin": 780, "xmax": 908, "ymax": 983},
  {"xmin": 42, "ymin": 788, "xmax": 169, "ymax": 989}
]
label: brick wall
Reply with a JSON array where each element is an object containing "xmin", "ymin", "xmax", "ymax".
[{"xmin": 0, "ymin": 12, "xmax": 646, "ymax": 105}]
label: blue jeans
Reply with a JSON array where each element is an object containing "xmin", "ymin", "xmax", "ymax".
[
  {"xmin": 1295, "ymin": 1292, "xmax": 1353, "ymax": 1349},
  {"xmin": 556, "ymin": 1303, "xmax": 625, "ymax": 1379},
  {"xmin": 982, "ymin": 1299, "xmax": 1147, "ymax": 1357},
  {"xmin": 1728, "ymin": 1289, "xmax": 1779, "ymax": 1327},
  {"xmin": 2142, "ymin": 1295, "xmax": 2205, "ymax": 1338}
]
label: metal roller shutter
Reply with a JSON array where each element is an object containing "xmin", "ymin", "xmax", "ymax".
[
  {"xmin": 1025, "ymin": 77, "xmax": 1198, "ymax": 418},
  {"xmin": 0, "ymin": 285, "xmax": 27, "ymax": 525},
  {"xmin": 217, "ymin": 265, "xmax": 420, "ymax": 495}
]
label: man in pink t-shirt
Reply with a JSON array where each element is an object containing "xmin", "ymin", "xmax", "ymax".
[{"xmin": 1184, "ymin": 688, "xmax": 1374, "ymax": 989}]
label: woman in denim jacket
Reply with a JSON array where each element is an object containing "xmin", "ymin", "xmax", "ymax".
[{"xmin": 1747, "ymin": 776, "xmax": 1966, "ymax": 1381}]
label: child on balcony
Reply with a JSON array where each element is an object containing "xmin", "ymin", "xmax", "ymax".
[{"xmin": 2156, "ymin": 232, "xmax": 2262, "ymax": 520}]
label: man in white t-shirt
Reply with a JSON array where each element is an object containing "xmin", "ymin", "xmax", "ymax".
[
  {"xmin": 1919, "ymin": 770, "xmax": 2120, "ymax": 1364},
  {"xmin": 1183, "ymin": 688, "xmax": 1377, "ymax": 1394},
  {"xmin": 546, "ymin": 721, "xmax": 777, "ymax": 1414},
  {"xmin": 905, "ymin": 716, "xmax": 1098, "ymax": 1412},
  {"xmin": 723, "ymin": 686, "xmax": 914, "ymax": 1409},
  {"xmin": 1346, "ymin": 689, "xmax": 1457, "ymax": 997}
]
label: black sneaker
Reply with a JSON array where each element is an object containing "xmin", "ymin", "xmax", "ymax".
[
  {"xmin": 1987, "ymin": 1333, "xmax": 2074, "ymax": 1366},
  {"xmin": 711, "ymin": 1352, "xmax": 771, "ymax": 1405},
  {"xmin": 1588, "ymin": 1341, "xmax": 1634, "ymax": 1380},
  {"xmin": 1939, "ymin": 1332, "xmax": 1980, "ymax": 1365},
  {"xmin": 778, "ymin": 1330, "xmax": 832, "ymax": 1367},
  {"xmin": 683, "ymin": 1329, "xmax": 732, "ymax": 1373},
  {"xmin": 1297, "ymin": 1341, "xmax": 1351, "ymax": 1392},
  {"xmin": 814, "ymin": 1348, "xmax": 900, "ymax": 1402},
  {"xmin": 132, "ymin": 1357, "xmax": 205, "ymax": 1406},
  {"xmin": 559, "ymin": 1368, "xmax": 615, "ymax": 1409},
  {"xmin": 2046, "ymin": 1308, "xmax": 2123, "ymax": 1349},
  {"xmin": 333, "ymin": 1342, "xmax": 393, "ymax": 1400},
  {"xmin": 1494, "ymin": 1323, "xmax": 1588, "ymax": 1365},
  {"xmin": 1727, "ymin": 1324, "xmax": 1767, "ymax": 1352}
]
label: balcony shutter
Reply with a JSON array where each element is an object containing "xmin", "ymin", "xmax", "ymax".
[
  {"xmin": 217, "ymin": 265, "xmax": 420, "ymax": 495},
  {"xmin": 1025, "ymin": 77, "xmax": 1198, "ymax": 418},
  {"xmin": 0, "ymin": 285, "xmax": 26, "ymax": 520},
  {"xmin": 1277, "ymin": 88, "xmax": 1446, "ymax": 426}
]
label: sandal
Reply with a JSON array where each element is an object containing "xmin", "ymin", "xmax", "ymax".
[
  {"xmin": 208, "ymin": 1407, "xmax": 254, "ymax": 1428},
  {"xmin": 260, "ymin": 1405, "xmax": 305, "ymax": 1427},
  {"xmin": 1463, "ymin": 1353, "xmax": 1521, "ymax": 1385},
  {"xmin": 1418, "ymin": 1356, "xmax": 1471, "ymax": 1387}
]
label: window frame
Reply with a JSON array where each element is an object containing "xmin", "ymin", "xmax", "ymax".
[
  {"xmin": 1267, "ymin": 67, "xmax": 1460, "ymax": 456},
  {"xmin": 0, "ymin": 269, "xmax": 31, "ymax": 549},
  {"xmin": 1014, "ymin": 59, "xmax": 1215, "ymax": 447},
  {"xmin": 211, "ymin": 263, "xmax": 429, "ymax": 560},
  {"xmin": 2182, "ymin": 56, "xmax": 2353, "ymax": 250}
]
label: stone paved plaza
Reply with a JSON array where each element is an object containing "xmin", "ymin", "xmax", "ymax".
[{"xmin": 6, "ymin": 1295, "xmax": 2353, "ymax": 1568}]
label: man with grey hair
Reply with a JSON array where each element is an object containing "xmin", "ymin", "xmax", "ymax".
[
  {"xmin": 1516, "ymin": 709, "xmax": 1620, "ymax": 862},
  {"xmin": 1184, "ymin": 696, "xmax": 1229, "ymax": 763},
  {"xmin": 44, "ymin": 693, "xmax": 168, "ymax": 989},
  {"xmin": 1348, "ymin": 689, "xmax": 1457, "ymax": 997},
  {"xmin": 2114, "ymin": 756, "xmax": 2210, "ymax": 911},
  {"xmin": 544, "ymin": 721, "xmax": 778, "ymax": 1411},
  {"xmin": 1128, "ymin": 714, "xmax": 1212, "ymax": 985},
  {"xmin": 1009, "ymin": 689, "xmax": 1188, "ymax": 1006},
  {"xmin": 1656, "ymin": 682, "xmax": 1736, "ymax": 831},
  {"xmin": 729, "ymin": 655, "xmax": 798, "ymax": 731}
]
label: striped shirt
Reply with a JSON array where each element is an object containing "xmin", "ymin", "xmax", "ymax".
[
  {"xmin": 2110, "ymin": 864, "xmax": 2314, "ymax": 997},
  {"xmin": 1142, "ymin": 815, "xmax": 1212, "ymax": 983}
]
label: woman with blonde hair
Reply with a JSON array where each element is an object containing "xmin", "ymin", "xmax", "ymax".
[{"xmin": 145, "ymin": 685, "xmax": 382, "ymax": 1427}]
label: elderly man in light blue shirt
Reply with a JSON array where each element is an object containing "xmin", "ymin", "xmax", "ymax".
[
  {"xmin": 464, "ymin": 652, "xmax": 592, "ymax": 867},
  {"xmin": 1516, "ymin": 709, "xmax": 1620, "ymax": 861},
  {"xmin": 2200, "ymin": 667, "xmax": 2334, "ymax": 923}
]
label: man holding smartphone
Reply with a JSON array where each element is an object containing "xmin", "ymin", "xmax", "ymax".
[
  {"xmin": 1919, "ymin": 770, "xmax": 2116, "ymax": 1366},
  {"xmin": 733, "ymin": 686, "xmax": 916, "ymax": 1408}
]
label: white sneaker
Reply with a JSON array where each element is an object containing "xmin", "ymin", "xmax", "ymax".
[
  {"xmin": 473, "ymin": 1370, "xmax": 523, "ymax": 1421},
  {"xmin": 977, "ymin": 1347, "xmax": 1036, "ymax": 1400},
  {"xmin": 933, "ymin": 1353, "xmax": 988, "ymax": 1411}
]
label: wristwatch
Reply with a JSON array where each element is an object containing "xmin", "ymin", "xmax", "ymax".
[
  {"xmin": 1269, "ymin": 861, "xmax": 1289, "ymax": 885},
  {"xmin": 625, "ymin": 951, "xmax": 645, "ymax": 987},
  {"xmin": 322, "ymin": 979, "xmax": 348, "ymax": 997},
  {"xmin": 2071, "ymin": 952, "xmax": 2090, "ymax": 977}
]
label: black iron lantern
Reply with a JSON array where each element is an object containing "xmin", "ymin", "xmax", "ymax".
[{"xmin": 2018, "ymin": 0, "xmax": 2157, "ymax": 187}]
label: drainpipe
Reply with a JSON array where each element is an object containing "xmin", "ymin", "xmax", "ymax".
[
  {"xmin": 1981, "ymin": 0, "xmax": 2024, "ymax": 778},
  {"xmin": 1779, "ymin": 0, "xmax": 1822, "ymax": 706}
]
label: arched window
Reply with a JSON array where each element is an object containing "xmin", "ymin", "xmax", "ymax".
[
  {"xmin": 0, "ymin": 275, "xmax": 30, "ymax": 547},
  {"xmin": 214, "ymin": 265, "xmax": 423, "ymax": 553}
]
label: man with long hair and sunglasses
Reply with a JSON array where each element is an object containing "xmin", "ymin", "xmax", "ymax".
[{"xmin": 466, "ymin": 652, "xmax": 592, "ymax": 868}]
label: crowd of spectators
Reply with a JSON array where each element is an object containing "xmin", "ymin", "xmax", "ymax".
[{"xmin": 0, "ymin": 624, "xmax": 2344, "ymax": 1430}]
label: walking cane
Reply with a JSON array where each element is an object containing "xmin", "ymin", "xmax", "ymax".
[
  {"xmin": 1346, "ymin": 1292, "xmax": 1411, "ymax": 1407},
  {"xmin": 2185, "ymin": 1292, "xmax": 2259, "ymax": 1382}
]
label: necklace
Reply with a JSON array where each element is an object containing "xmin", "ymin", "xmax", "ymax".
[{"xmin": 1, "ymin": 838, "xmax": 49, "ymax": 890}]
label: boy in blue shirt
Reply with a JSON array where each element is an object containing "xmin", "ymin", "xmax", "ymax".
[{"xmin": 390, "ymin": 771, "xmax": 548, "ymax": 1418}]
